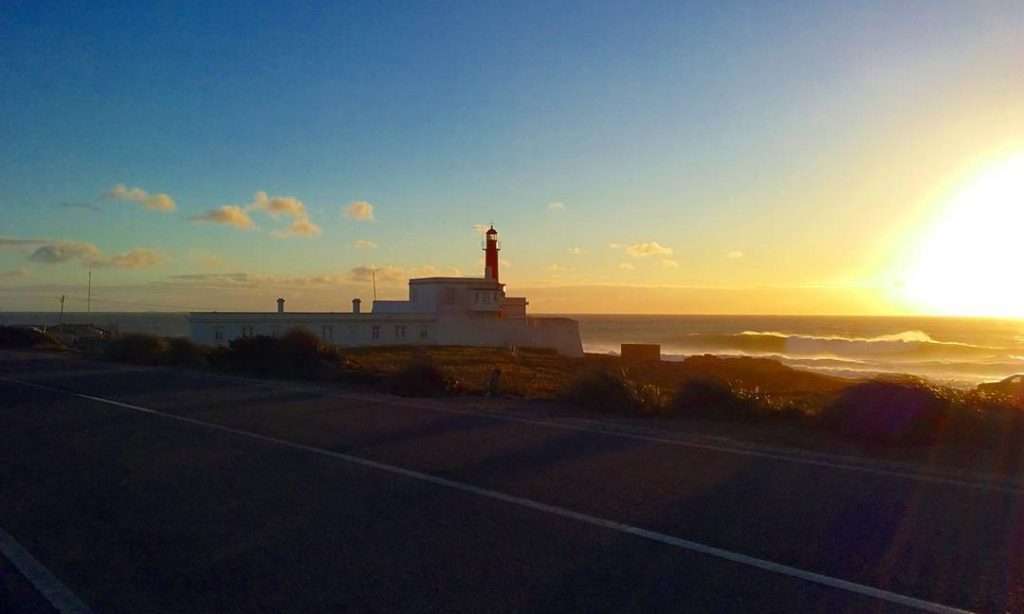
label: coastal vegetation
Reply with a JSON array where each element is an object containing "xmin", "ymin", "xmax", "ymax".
[{"xmin": 3, "ymin": 325, "xmax": 1023, "ymax": 451}]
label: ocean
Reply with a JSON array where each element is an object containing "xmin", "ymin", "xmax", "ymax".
[{"xmin": 4, "ymin": 311, "xmax": 1022, "ymax": 387}]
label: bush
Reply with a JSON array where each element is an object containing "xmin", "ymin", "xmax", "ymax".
[
  {"xmin": 0, "ymin": 326, "xmax": 58, "ymax": 348},
  {"xmin": 278, "ymin": 328, "xmax": 335, "ymax": 377},
  {"xmin": 562, "ymin": 369, "xmax": 657, "ymax": 414},
  {"xmin": 388, "ymin": 359, "xmax": 454, "ymax": 397},
  {"xmin": 163, "ymin": 337, "xmax": 208, "ymax": 368},
  {"xmin": 103, "ymin": 334, "xmax": 168, "ymax": 365},
  {"xmin": 819, "ymin": 380, "xmax": 951, "ymax": 445},
  {"xmin": 670, "ymin": 377, "xmax": 761, "ymax": 420}
]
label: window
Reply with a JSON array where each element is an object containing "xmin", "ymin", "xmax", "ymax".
[
  {"xmin": 395, "ymin": 325, "xmax": 407, "ymax": 339},
  {"xmin": 474, "ymin": 292, "xmax": 480, "ymax": 304},
  {"xmin": 241, "ymin": 326, "xmax": 255, "ymax": 337},
  {"xmin": 419, "ymin": 327, "xmax": 428, "ymax": 339},
  {"xmin": 371, "ymin": 325, "xmax": 380, "ymax": 340},
  {"xmin": 214, "ymin": 327, "xmax": 223, "ymax": 341},
  {"xmin": 322, "ymin": 325, "xmax": 333, "ymax": 341},
  {"xmin": 482, "ymin": 292, "xmax": 490, "ymax": 304}
]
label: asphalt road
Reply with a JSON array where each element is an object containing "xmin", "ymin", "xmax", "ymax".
[{"xmin": 0, "ymin": 351, "xmax": 1020, "ymax": 613}]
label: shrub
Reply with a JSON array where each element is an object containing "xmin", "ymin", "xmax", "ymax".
[
  {"xmin": 819, "ymin": 380, "xmax": 951, "ymax": 445},
  {"xmin": 163, "ymin": 337, "xmax": 208, "ymax": 368},
  {"xmin": 562, "ymin": 369, "xmax": 653, "ymax": 414},
  {"xmin": 0, "ymin": 326, "xmax": 58, "ymax": 348},
  {"xmin": 224, "ymin": 335, "xmax": 279, "ymax": 375},
  {"xmin": 388, "ymin": 359, "xmax": 454, "ymax": 397},
  {"xmin": 103, "ymin": 334, "xmax": 168, "ymax": 365},
  {"xmin": 669, "ymin": 377, "xmax": 761, "ymax": 420},
  {"xmin": 278, "ymin": 328, "xmax": 334, "ymax": 377}
]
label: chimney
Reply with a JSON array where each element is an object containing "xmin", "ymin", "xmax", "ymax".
[
  {"xmin": 352, "ymin": 298, "xmax": 362, "ymax": 314},
  {"xmin": 277, "ymin": 298, "xmax": 285, "ymax": 313}
]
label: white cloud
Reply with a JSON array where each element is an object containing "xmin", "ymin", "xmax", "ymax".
[
  {"xmin": 727, "ymin": 250, "xmax": 745, "ymax": 259},
  {"xmin": 567, "ymin": 247, "xmax": 585, "ymax": 255},
  {"xmin": 547, "ymin": 264, "xmax": 574, "ymax": 273},
  {"xmin": 190, "ymin": 205, "xmax": 255, "ymax": 230},
  {"xmin": 624, "ymin": 241, "xmax": 673, "ymax": 258},
  {"xmin": 105, "ymin": 184, "xmax": 176, "ymax": 212},
  {"xmin": 344, "ymin": 201, "xmax": 375, "ymax": 221},
  {"xmin": 352, "ymin": 239, "xmax": 378, "ymax": 249},
  {"xmin": 472, "ymin": 224, "xmax": 491, "ymax": 236},
  {"xmin": 618, "ymin": 262, "xmax": 635, "ymax": 271},
  {"xmin": 547, "ymin": 201, "xmax": 565, "ymax": 211},
  {"xmin": 661, "ymin": 259, "xmax": 679, "ymax": 269}
]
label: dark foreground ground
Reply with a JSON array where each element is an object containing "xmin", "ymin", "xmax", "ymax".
[{"xmin": 0, "ymin": 351, "xmax": 1021, "ymax": 613}]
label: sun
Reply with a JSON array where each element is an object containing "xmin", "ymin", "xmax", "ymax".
[{"xmin": 901, "ymin": 154, "xmax": 1024, "ymax": 318}]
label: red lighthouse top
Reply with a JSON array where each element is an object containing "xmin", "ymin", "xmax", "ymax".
[{"xmin": 483, "ymin": 225, "xmax": 500, "ymax": 282}]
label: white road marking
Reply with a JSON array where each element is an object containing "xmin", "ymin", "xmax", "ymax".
[
  {"xmin": 5, "ymin": 378, "xmax": 973, "ymax": 613},
  {"xmin": 0, "ymin": 527, "xmax": 94, "ymax": 614}
]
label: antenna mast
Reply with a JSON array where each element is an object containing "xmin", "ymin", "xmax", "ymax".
[
  {"xmin": 87, "ymin": 269, "xmax": 92, "ymax": 314},
  {"xmin": 371, "ymin": 269, "xmax": 377, "ymax": 302}
]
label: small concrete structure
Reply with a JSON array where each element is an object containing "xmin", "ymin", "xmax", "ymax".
[
  {"xmin": 188, "ymin": 226, "xmax": 583, "ymax": 356},
  {"xmin": 621, "ymin": 343, "xmax": 661, "ymax": 362}
]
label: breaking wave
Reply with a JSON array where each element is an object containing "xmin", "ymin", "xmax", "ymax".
[{"xmin": 667, "ymin": 330, "xmax": 1006, "ymax": 362}]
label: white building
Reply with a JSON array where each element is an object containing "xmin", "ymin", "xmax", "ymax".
[{"xmin": 188, "ymin": 226, "xmax": 583, "ymax": 356}]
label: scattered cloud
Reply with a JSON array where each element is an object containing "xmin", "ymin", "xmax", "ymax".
[
  {"xmin": 661, "ymin": 259, "xmax": 680, "ymax": 269},
  {"xmin": 0, "ymin": 268, "xmax": 29, "ymax": 281},
  {"xmin": 618, "ymin": 262, "xmax": 635, "ymax": 271},
  {"xmin": 567, "ymin": 247, "xmax": 585, "ymax": 255},
  {"xmin": 547, "ymin": 264, "xmax": 574, "ymax": 273},
  {"xmin": 547, "ymin": 201, "xmax": 565, "ymax": 211},
  {"xmin": 727, "ymin": 250, "xmax": 745, "ymax": 259},
  {"xmin": 97, "ymin": 248, "xmax": 163, "ymax": 270},
  {"xmin": 349, "ymin": 265, "xmax": 404, "ymax": 284},
  {"xmin": 252, "ymin": 191, "xmax": 306, "ymax": 219},
  {"xmin": 246, "ymin": 191, "xmax": 320, "ymax": 239},
  {"xmin": 473, "ymin": 224, "xmax": 490, "ymax": 235},
  {"xmin": 3, "ymin": 236, "xmax": 161, "ymax": 269},
  {"xmin": 352, "ymin": 239, "xmax": 378, "ymax": 249},
  {"xmin": 105, "ymin": 184, "xmax": 176, "ymax": 212},
  {"xmin": 28, "ymin": 241, "xmax": 102, "ymax": 264},
  {"xmin": 344, "ymin": 201, "xmax": 375, "ymax": 221},
  {"xmin": 189, "ymin": 205, "xmax": 255, "ymax": 229},
  {"xmin": 58, "ymin": 202, "xmax": 101, "ymax": 212},
  {"xmin": 609, "ymin": 242, "xmax": 623, "ymax": 249},
  {"xmin": 624, "ymin": 241, "xmax": 673, "ymax": 258},
  {"xmin": 187, "ymin": 249, "xmax": 225, "ymax": 270},
  {"xmin": 271, "ymin": 217, "xmax": 322, "ymax": 238}
]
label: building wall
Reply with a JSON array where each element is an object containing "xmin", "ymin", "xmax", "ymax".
[
  {"xmin": 189, "ymin": 314, "xmax": 436, "ymax": 348},
  {"xmin": 188, "ymin": 312, "xmax": 582, "ymax": 356}
]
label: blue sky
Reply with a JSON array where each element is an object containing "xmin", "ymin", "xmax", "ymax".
[{"xmin": 2, "ymin": 1, "xmax": 1022, "ymax": 313}]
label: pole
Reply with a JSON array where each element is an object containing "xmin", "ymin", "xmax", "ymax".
[
  {"xmin": 59, "ymin": 295, "xmax": 65, "ymax": 325},
  {"xmin": 371, "ymin": 269, "xmax": 377, "ymax": 302},
  {"xmin": 87, "ymin": 270, "xmax": 92, "ymax": 314}
]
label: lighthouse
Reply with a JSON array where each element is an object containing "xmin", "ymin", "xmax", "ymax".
[{"xmin": 483, "ymin": 225, "xmax": 500, "ymax": 281}]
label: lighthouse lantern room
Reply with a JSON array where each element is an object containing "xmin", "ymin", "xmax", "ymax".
[{"xmin": 484, "ymin": 225, "xmax": 500, "ymax": 281}]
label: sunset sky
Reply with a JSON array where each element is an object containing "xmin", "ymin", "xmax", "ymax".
[{"xmin": 2, "ymin": 1, "xmax": 1022, "ymax": 315}]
